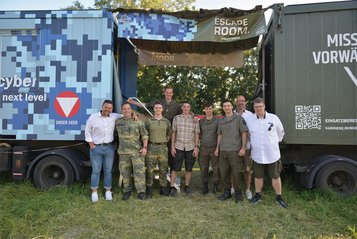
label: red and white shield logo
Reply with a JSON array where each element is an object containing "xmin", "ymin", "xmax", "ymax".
[{"xmin": 54, "ymin": 91, "xmax": 80, "ymax": 118}]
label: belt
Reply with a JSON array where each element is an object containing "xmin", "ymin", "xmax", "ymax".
[
  {"xmin": 94, "ymin": 142, "xmax": 113, "ymax": 146},
  {"xmin": 149, "ymin": 142, "xmax": 166, "ymax": 145}
]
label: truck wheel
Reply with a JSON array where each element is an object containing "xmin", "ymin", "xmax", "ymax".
[
  {"xmin": 315, "ymin": 162, "xmax": 357, "ymax": 195},
  {"xmin": 33, "ymin": 156, "xmax": 74, "ymax": 190}
]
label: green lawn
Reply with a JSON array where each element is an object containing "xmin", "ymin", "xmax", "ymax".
[{"xmin": 0, "ymin": 171, "xmax": 356, "ymax": 239}]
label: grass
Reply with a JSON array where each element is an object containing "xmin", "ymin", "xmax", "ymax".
[{"xmin": 0, "ymin": 171, "xmax": 356, "ymax": 239}]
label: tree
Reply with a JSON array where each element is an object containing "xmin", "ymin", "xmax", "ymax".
[
  {"xmin": 61, "ymin": 1, "xmax": 85, "ymax": 10},
  {"xmin": 137, "ymin": 48, "xmax": 259, "ymax": 114},
  {"xmin": 94, "ymin": 0, "xmax": 195, "ymax": 10}
]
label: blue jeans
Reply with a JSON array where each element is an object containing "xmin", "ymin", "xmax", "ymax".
[{"xmin": 90, "ymin": 144, "xmax": 115, "ymax": 190}]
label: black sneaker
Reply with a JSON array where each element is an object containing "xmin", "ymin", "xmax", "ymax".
[
  {"xmin": 122, "ymin": 192, "xmax": 131, "ymax": 201},
  {"xmin": 250, "ymin": 194, "xmax": 261, "ymax": 205},
  {"xmin": 160, "ymin": 186, "xmax": 170, "ymax": 196},
  {"xmin": 218, "ymin": 189, "xmax": 232, "ymax": 201},
  {"xmin": 169, "ymin": 187, "xmax": 177, "ymax": 197},
  {"xmin": 184, "ymin": 185, "xmax": 192, "ymax": 195},
  {"xmin": 275, "ymin": 197, "xmax": 288, "ymax": 208},
  {"xmin": 137, "ymin": 192, "xmax": 146, "ymax": 200}
]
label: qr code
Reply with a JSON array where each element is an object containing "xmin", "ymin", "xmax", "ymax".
[{"xmin": 295, "ymin": 105, "xmax": 321, "ymax": 130}]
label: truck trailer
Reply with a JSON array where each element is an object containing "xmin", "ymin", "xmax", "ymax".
[
  {"xmin": 259, "ymin": 1, "xmax": 357, "ymax": 194},
  {"xmin": 0, "ymin": 9, "xmax": 124, "ymax": 189}
]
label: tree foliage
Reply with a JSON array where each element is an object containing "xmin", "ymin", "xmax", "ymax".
[
  {"xmin": 61, "ymin": 1, "xmax": 85, "ymax": 10},
  {"xmin": 138, "ymin": 48, "xmax": 259, "ymax": 114},
  {"xmin": 94, "ymin": 0, "xmax": 195, "ymax": 10}
]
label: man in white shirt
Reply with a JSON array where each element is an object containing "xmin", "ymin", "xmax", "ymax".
[
  {"xmin": 246, "ymin": 98, "xmax": 288, "ymax": 208},
  {"xmin": 85, "ymin": 100, "xmax": 122, "ymax": 202},
  {"xmin": 235, "ymin": 95, "xmax": 254, "ymax": 200}
]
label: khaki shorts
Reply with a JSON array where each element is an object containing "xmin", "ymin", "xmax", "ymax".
[
  {"xmin": 243, "ymin": 149, "xmax": 252, "ymax": 172},
  {"xmin": 253, "ymin": 160, "xmax": 282, "ymax": 179}
]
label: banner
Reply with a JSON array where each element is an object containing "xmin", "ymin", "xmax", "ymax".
[
  {"xmin": 196, "ymin": 11, "xmax": 266, "ymax": 42},
  {"xmin": 138, "ymin": 49, "xmax": 243, "ymax": 67},
  {"xmin": 118, "ymin": 9, "xmax": 266, "ymax": 42}
]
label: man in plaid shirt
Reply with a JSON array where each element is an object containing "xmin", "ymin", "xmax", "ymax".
[{"xmin": 170, "ymin": 101, "xmax": 200, "ymax": 196}]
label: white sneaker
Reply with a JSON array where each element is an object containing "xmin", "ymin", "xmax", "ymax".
[
  {"xmin": 246, "ymin": 190, "xmax": 253, "ymax": 200},
  {"xmin": 175, "ymin": 177, "xmax": 181, "ymax": 186},
  {"xmin": 105, "ymin": 191, "xmax": 113, "ymax": 201},
  {"xmin": 175, "ymin": 177, "xmax": 181, "ymax": 192},
  {"xmin": 173, "ymin": 183, "xmax": 181, "ymax": 193},
  {"xmin": 91, "ymin": 192, "xmax": 99, "ymax": 202}
]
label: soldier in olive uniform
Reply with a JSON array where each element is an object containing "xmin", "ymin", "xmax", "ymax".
[
  {"xmin": 127, "ymin": 86, "xmax": 181, "ymax": 172},
  {"xmin": 145, "ymin": 101, "xmax": 172, "ymax": 198},
  {"xmin": 116, "ymin": 102, "xmax": 148, "ymax": 200},
  {"xmin": 214, "ymin": 100, "xmax": 248, "ymax": 203},
  {"xmin": 199, "ymin": 102, "xmax": 220, "ymax": 194}
]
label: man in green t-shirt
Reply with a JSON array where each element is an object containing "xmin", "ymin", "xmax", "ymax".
[
  {"xmin": 145, "ymin": 101, "xmax": 172, "ymax": 198},
  {"xmin": 215, "ymin": 100, "xmax": 248, "ymax": 203},
  {"xmin": 199, "ymin": 102, "xmax": 220, "ymax": 194}
]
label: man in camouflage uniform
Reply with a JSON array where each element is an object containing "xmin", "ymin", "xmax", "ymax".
[
  {"xmin": 116, "ymin": 102, "xmax": 149, "ymax": 200},
  {"xmin": 145, "ymin": 101, "xmax": 172, "ymax": 198}
]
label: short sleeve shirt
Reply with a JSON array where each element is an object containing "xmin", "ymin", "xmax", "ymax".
[
  {"xmin": 145, "ymin": 117, "xmax": 172, "ymax": 143},
  {"xmin": 217, "ymin": 114, "xmax": 248, "ymax": 151},
  {"xmin": 199, "ymin": 117, "xmax": 219, "ymax": 148},
  {"xmin": 246, "ymin": 112, "xmax": 285, "ymax": 164},
  {"xmin": 172, "ymin": 114, "xmax": 200, "ymax": 151}
]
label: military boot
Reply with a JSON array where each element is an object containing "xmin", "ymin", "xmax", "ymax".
[
  {"xmin": 201, "ymin": 182, "xmax": 209, "ymax": 195},
  {"xmin": 212, "ymin": 183, "xmax": 219, "ymax": 194},
  {"xmin": 235, "ymin": 190, "xmax": 244, "ymax": 203},
  {"xmin": 146, "ymin": 187, "xmax": 152, "ymax": 199},
  {"xmin": 122, "ymin": 192, "xmax": 131, "ymax": 201},
  {"xmin": 160, "ymin": 186, "xmax": 170, "ymax": 196},
  {"xmin": 137, "ymin": 192, "xmax": 146, "ymax": 200},
  {"xmin": 218, "ymin": 189, "xmax": 232, "ymax": 201},
  {"xmin": 169, "ymin": 187, "xmax": 178, "ymax": 197}
]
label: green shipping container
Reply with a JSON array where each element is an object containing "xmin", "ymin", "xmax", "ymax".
[{"xmin": 262, "ymin": 1, "xmax": 357, "ymax": 146}]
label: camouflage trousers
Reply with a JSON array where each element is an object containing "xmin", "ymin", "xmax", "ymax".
[
  {"xmin": 119, "ymin": 153, "xmax": 146, "ymax": 193},
  {"xmin": 145, "ymin": 144, "xmax": 168, "ymax": 187}
]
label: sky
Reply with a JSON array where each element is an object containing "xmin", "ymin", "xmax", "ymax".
[{"xmin": 1, "ymin": 0, "xmax": 348, "ymax": 11}]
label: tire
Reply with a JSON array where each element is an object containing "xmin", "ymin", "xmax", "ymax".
[
  {"xmin": 316, "ymin": 162, "xmax": 357, "ymax": 195},
  {"xmin": 33, "ymin": 156, "xmax": 74, "ymax": 190}
]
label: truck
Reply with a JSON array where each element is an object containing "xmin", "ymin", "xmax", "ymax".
[
  {"xmin": 258, "ymin": 1, "xmax": 357, "ymax": 195},
  {"xmin": 0, "ymin": 1, "xmax": 356, "ymax": 194},
  {"xmin": 0, "ymin": 9, "xmax": 123, "ymax": 189}
]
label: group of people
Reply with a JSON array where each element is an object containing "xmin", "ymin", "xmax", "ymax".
[{"xmin": 85, "ymin": 86, "xmax": 288, "ymax": 208}]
